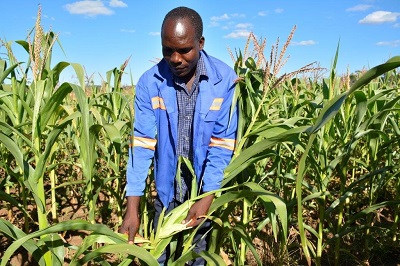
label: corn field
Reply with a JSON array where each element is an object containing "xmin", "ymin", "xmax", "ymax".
[{"xmin": 1, "ymin": 7, "xmax": 400, "ymax": 266}]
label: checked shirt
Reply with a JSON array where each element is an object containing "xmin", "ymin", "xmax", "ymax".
[{"xmin": 174, "ymin": 55, "xmax": 207, "ymax": 202}]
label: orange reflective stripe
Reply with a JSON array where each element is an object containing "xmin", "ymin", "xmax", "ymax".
[
  {"xmin": 209, "ymin": 98, "xmax": 223, "ymax": 111},
  {"xmin": 209, "ymin": 137, "xmax": 235, "ymax": 151},
  {"xmin": 130, "ymin": 136, "xmax": 157, "ymax": 150},
  {"xmin": 151, "ymin": 97, "xmax": 166, "ymax": 110}
]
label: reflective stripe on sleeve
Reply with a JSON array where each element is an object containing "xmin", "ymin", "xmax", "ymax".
[
  {"xmin": 130, "ymin": 136, "xmax": 157, "ymax": 150},
  {"xmin": 151, "ymin": 96, "xmax": 166, "ymax": 110},
  {"xmin": 209, "ymin": 98, "xmax": 224, "ymax": 111},
  {"xmin": 209, "ymin": 137, "xmax": 235, "ymax": 151}
]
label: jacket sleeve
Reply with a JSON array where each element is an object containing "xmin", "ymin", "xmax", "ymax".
[
  {"xmin": 125, "ymin": 78, "xmax": 157, "ymax": 197},
  {"xmin": 201, "ymin": 72, "xmax": 238, "ymax": 192}
]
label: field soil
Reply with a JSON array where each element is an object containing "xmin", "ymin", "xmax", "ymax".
[
  {"xmin": 0, "ymin": 187, "xmax": 121, "ymax": 266},
  {"xmin": 1, "ymin": 183, "xmax": 400, "ymax": 265}
]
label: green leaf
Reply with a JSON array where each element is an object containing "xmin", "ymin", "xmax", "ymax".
[
  {"xmin": 0, "ymin": 131, "xmax": 32, "ymax": 179},
  {"xmin": 309, "ymin": 56, "xmax": 400, "ymax": 135},
  {"xmin": 245, "ymin": 57, "xmax": 257, "ymax": 70},
  {"xmin": 0, "ymin": 219, "xmax": 45, "ymax": 266},
  {"xmin": 75, "ymin": 243, "xmax": 158, "ymax": 266},
  {"xmin": 34, "ymin": 118, "xmax": 74, "ymax": 183},
  {"xmin": 170, "ymin": 250, "xmax": 198, "ymax": 266},
  {"xmin": 199, "ymin": 250, "xmax": 227, "ymax": 266},
  {"xmin": 210, "ymin": 184, "xmax": 287, "ymax": 240},
  {"xmin": 348, "ymin": 56, "xmax": 400, "ymax": 95},
  {"xmin": 15, "ymin": 40, "xmax": 30, "ymax": 54},
  {"xmin": 0, "ymin": 62, "xmax": 20, "ymax": 84},
  {"xmin": 0, "ymin": 191, "xmax": 32, "ymax": 220},
  {"xmin": 309, "ymin": 92, "xmax": 347, "ymax": 134},
  {"xmin": 225, "ymin": 126, "xmax": 310, "ymax": 184},
  {"xmin": 353, "ymin": 90, "xmax": 368, "ymax": 129},
  {"xmin": 69, "ymin": 63, "xmax": 85, "ymax": 88},
  {"xmin": 103, "ymin": 123, "xmax": 122, "ymax": 143},
  {"xmin": 232, "ymin": 225, "xmax": 262, "ymax": 266},
  {"xmin": 70, "ymin": 233, "xmax": 147, "ymax": 263},
  {"xmin": 295, "ymin": 133, "xmax": 316, "ymax": 265},
  {"xmin": 340, "ymin": 200, "xmax": 400, "ymax": 236},
  {"xmin": 0, "ymin": 220, "xmax": 127, "ymax": 266},
  {"xmin": 39, "ymin": 82, "xmax": 73, "ymax": 127},
  {"xmin": 43, "ymin": 233, "xmax": 65, "ymax": 266},
  {"xmin": 50, "ymin": 62, "xmax": 71, "ymax": 87}
]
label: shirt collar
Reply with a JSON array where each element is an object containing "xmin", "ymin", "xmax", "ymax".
[
  {"xmin": 196, "ymin": 54, "xmax": 208, "ymax": 78},
  {"xmin": 174, "ymin": 53, "xmax": 208, "ymax": 86}
]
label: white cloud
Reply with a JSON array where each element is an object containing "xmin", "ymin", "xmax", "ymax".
[
  {"xmin": 149, "ymin": 32, "xmax": 160, "ymax": 36},
  {"xmin": 120, "ymin": 29, "xmax": 135, "ymax": 33},
  {"xmin": 359, "ymin": 11, "xmax": 400, "ymax": 24},
  {"xmin": 224, "ymin": 29, "xmax": 251, "ymax": 39},
  {"xmin": 209, "ymin": 21, "xmax": 220, "ymax": 27},
  {"xmin": 64, "ymin": 1, "xmax": 114, "ymax": 16},
  {"xmin": 109, "ymin": 0, "xmax": 127, "ymax": 8},
  {"xmin": 346, "ymin": 5, "xmax": 373, "ymax": 12},
  {"xmin": 258, "ymin": 11, "xmax": 268, "ymax": 17},
  {"xmin": 230, "ymin": 13, "xmax": 246, "ymax": 19},
  {"xmin": 376, "ymin": 40, "xmax": 400, "ymax": 47},
  {"xmin": 209, "ymin": 13, "xmax": 245, "ymax": 29},
  {"xmin": 235, "ymin": 23, "xmax": 252, "ymax": 29},
  {"xmin": 291, "ymin": 40, "xmax": 317, "ymax": 46},
  {"xmin": 210, "ymin": 13, "xmax": 230, "ymax": 21},
  {"xmin": 210, "ymin": 13, "xmax": 245, "ymax": 22},
  {"xmin": 274, "ymin": 8, "xmax": 284, "ymax": 14}
]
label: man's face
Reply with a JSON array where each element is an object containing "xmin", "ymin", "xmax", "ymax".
[{"xmin": 161, "ymin": 18, "xmax": 204, "ymax": 80}]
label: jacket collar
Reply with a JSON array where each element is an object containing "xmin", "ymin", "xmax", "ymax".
[
  {"xmin": 154, "ymin": 50, "xmax": 222, "ymax": 86},
  {"xmin": 154, "ymin": 50, "xmax": 222, "ymax": 116}
]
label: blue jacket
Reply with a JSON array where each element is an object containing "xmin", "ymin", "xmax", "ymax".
[{"xmin": 126, "ymin": 50, "xmax": 238, "ymax": 207}]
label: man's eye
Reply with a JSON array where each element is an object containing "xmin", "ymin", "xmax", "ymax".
[
  {"xmin": 178, "ymin": 48, "xmax": 191, "ymax": 54},
  {"xmin": 163, "ymin": 47, "xmax": 173, "ymax": 55}
]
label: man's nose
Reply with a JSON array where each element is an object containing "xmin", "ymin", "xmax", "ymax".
[{"xmin": 170, "ymin": 51, "xmax": 182, "ymax": 63}]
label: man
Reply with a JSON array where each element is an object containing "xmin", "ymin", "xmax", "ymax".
[{"xmin": 119, "ymin": 6, "xmax": 238, "ymax": 265}]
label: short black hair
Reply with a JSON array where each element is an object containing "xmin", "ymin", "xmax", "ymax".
[{"xmin": 162, "ymin": 6, "xmax": 203, "ymax": 40}]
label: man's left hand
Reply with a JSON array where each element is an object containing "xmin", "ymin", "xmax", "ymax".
[{"xmin": 183, "ymin": 194, "xmax": 214, "ymax": 227}]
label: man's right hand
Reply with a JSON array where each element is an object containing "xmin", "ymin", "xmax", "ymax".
[{"xmin": 118, "ymin": 196, "xmax": 141, "ymax": 244}]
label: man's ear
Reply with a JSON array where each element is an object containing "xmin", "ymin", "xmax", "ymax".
[{"xmin": 199, "ymin": 36, "xmax": 205, "ymax": 50}]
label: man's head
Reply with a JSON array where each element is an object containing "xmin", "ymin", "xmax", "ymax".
[{"xmin": 161, "ymin": 7, "xmax": 205, "ymax": 80}]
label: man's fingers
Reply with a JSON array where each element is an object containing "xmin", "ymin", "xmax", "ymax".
[
  {"xmin": 128, "ymin": 228, "xmax": 135, "ymax": 244},
  {"xmin": 182, "ymin": 213, "xmax": 191, "ymax": 224},
  {"xmin": 181, "ymin": 218, "xmax": 194, "ymax": 227},
  {"xmin": 191, "ymin": 217, "xmax": 203, "ymax": 227},
  {"xmin": 182, "ymin": 212, "xmax": 195, "ymax": 225},
  {"xmin": 118, "ymin": 225, "xmax": 127, "ymax": 234},
  {"xmin": 184, "ymin": 216, "xmax": 205, "ymax": 227},
  {"xmin": 186, "ymin": 220, "xmax": 196, "ymax": 227}
]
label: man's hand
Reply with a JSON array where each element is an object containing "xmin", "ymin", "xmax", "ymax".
[
  {"xmin": 183, "ymin": 194, "xmax": 214, "ymax": 227},
  {"xmin": 118, "ymin": 196, "xmax": 141, "ymax": 244}
]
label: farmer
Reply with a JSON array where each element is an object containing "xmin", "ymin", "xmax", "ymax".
[{"xmin": 119, "ymin": 6, "xmax": 238, "ymax": 265}]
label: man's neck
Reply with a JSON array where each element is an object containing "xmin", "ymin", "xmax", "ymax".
[
  {"xmin": 176, "ymin": 66, "xmax": 197, "ymax": 92},
  {"xmin": 186, "ymin": 74, "xmax": 196, "ymax": 92}
]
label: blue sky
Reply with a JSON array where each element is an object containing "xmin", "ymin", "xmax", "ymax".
[{"xmin": 1, "ymin": 0, "xmax": 399, "ymax": 85}]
